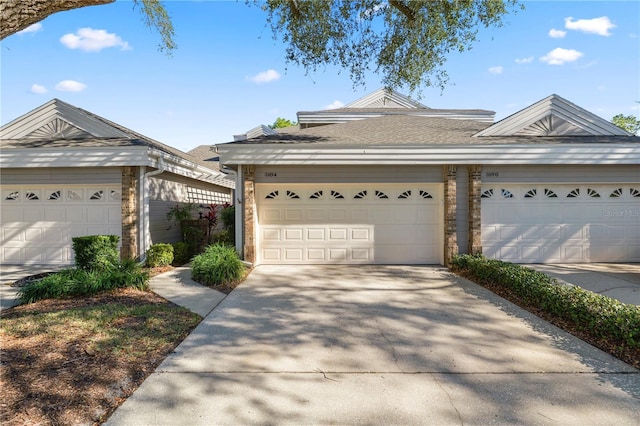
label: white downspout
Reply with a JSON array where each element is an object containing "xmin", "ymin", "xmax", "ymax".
[
  {"xmin": 235, "ymin": 165, "xmax": 244, "ymax": 256},
  {"xmin": 141, "ymin": 157, "xmax": 166, "ymax": 260}
]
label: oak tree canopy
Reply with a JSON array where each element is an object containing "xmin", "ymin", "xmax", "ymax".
[{"xmin": 1, "ymin": 0, "xmax": 521, "ymax": 92}]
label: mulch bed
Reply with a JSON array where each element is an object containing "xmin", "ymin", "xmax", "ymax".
[{"xmin": 0, "ymin": 288, "xmax": 199, "ymax": 425}]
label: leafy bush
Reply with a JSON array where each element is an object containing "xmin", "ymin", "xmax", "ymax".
[
  {"xmin": 72, "ymin": 235, "xmax": 120, "ymax": 271},
  {"xmin": 212, "ymin": 230, "xmax": 233, "ymax": 246},
  {"xmin": 18, "ymin": 260, "xmax": 149, "ymax": 304},
  {"xmin": 220, "ymin": 204, "xmax": 235, "ymax": 236},
  {"xmin": 451, "ymin": 254, "xmax": 640, "ymax": 349},
  {"xmin": 191, "ymin": 243, "xmax": 245, "ymax": 286},
  {"xmin": 146, "ymin": 243, "xmax": 174, "ymax": 267},
  {"xmin": 172, "ymin": 241, "xmax": 192, "ymax": 265}
]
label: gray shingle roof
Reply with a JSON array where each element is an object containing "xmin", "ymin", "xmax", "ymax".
[{"xmin": 226, "ymin": 115, "xmax": 639, "ymax": 146}]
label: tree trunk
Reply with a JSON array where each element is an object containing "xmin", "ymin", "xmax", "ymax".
[{"xmin": 0, "ymin": 0, "xmax": 115, "ymax": 40}]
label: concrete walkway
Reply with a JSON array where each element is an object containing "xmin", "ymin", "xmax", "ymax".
[{"xmin": 107, "ymin": 265, "xmax": 639, "ymax": 426}]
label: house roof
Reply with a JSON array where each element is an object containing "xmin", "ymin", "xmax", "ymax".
[
  {"xmin": 218, "ymin": 93, "xmax": 639, "ymax": 166},
  {"xmin": 222, "ymin": 114, "xmax": 639, "ymax": 147},
  {"xmin": 0, "ymin": 99, "xmax": 235, "ymax": 188},
  {"xmin": 297, "ymin": 88, "xmax": 495, "ymax": 126},
  {"xmin": 187, "ymin": 144, "xmax": 221, "ymax": 169}
]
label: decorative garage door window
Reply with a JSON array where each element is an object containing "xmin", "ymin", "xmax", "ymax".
[
  {"xmin": 261, "ymin": 187, "xmax": 436, "ymax": 201},
  {"xmin": 481, "ymin": 184, "xmax": 640, "ymax": 263},
  {"xmin": 480, "ymin": 186, "xmax": 640, "ymax": 200}
]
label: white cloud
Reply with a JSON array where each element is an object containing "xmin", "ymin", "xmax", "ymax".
[
  {"xmin": 30, "ymin": 84, "xmax": 47, "ymax": 94},
  {"xmin": 324, "ymin": 100, "xmax": 344, "ymax": 109},
  {"xmin": 17, "ymin": 23, "xmax": 42, "ymax": 35},
  {"xmin": 515, "ymin": 56, "xmax": 534, "ymax": 64},
  {"xmin": 540, "ymin": 48, "xmax": 583, "ymax": 65},
  {"xmin": 564, "ymin": 16, "xmax": 616, "ymax": 36},
  {"xmin": 488, "ymin": 66, "xmax": 503, "ymax": 75},
  {"xmin": 60, "ymin": 27, "xmax": 131, "ymax": 52},
  {"xmin": 548, "ymin": 28, "xmax": 566, "ymax": 38},
  {"xmin": 247, "ymin": 69, "xmax": 281, "ymax": 84},
  {"xmin": 55, "ymin": 80, "xmax": 87, "ymax": 92}
]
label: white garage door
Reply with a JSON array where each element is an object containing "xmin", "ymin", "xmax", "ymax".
[
  {"xmin": 256, "ymin": 184, "xmax": 443, "ymax": 264},
  {"xmin": 1, "ymin": 186, "xmax": 122, "ymax": 265},
  {"xmin": 482, "ymin": 184, "xmax": 640, "ymax": 263}
]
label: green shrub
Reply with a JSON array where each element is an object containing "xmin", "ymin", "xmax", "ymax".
[
  {"xmin": 146, "ymin": 243, "xmax": 174, "ymax": 267},
  {"xmin": 18, "ymin": 260, "xmax": 149, "ymax": 304},
  {"xmin": 212, "ymin": 230, "xmax": 233, "ymax": 246},
  {"xmin": 451, "ymin": 254, "xmax": 640, "ymax": 348},
  {"xmin": 220, "ymin": 205, "xmax": 235, "ymax": 236},
  {"xmin": 72, "ymin": 235, "xmax": 120, "ymax": 271},
  {"xmin": 191, "ymin": 243, "xmax": 245, "ymax": 286},
  {"xmin": 172, "ymin": 241, "xmax": 192, "ymax": 265}
]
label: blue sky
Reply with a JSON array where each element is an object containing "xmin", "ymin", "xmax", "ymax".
[{"xmin": 2, "ymin": 0, "xmax": 639, "ymax": 152}]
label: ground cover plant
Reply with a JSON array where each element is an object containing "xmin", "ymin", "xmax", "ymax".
[
  {"xmin": 18, "ymin": 259, "xmax": 149, "ymax": 304},
  {"xmin": 0, "ymin": 288, "xmax": 201, "ymax": 425},
  {"xmin": 451, "ymin": 254, "xmax": 640, "ymax": 369}
]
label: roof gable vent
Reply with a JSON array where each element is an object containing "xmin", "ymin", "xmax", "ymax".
[{"xmin": 474, "ymin": 94, "xmax": 631, "ymax": 137}]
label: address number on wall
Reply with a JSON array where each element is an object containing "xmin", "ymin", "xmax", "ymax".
[{"xmin": 263, "ymin": 172, "xmax": 278, "ymax": 177}]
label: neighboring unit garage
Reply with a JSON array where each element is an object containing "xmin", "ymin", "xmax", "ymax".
[
  {"xmin": 256, "ymin": 183, "xmax": 443, "ymax": 264},
  {"xmin": 481, "ymin": 183, "xmax": 640, "ymax": 263},
  {"xmin": 1, "ymin": 185, "xmax": 122, "ymax": 264}
]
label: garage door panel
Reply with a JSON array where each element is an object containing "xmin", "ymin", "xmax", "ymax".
[
  {"xmin": 284, "ymin": 248, "xmax": 304, "ymax": 261},
  {"xmin": 25, "ymin": 228, "xmax": 43, "ymax": 242},
  {"xmin": 307, "ymin": 228, "xmax": 325, "ymax": 240},
  {"xmin": 284, "ymin": 228, "xmax": 303, "ymax": 241},
  {"xmin": 0, "ymin": 186, "xmax": 121, "ymax": 265},
  {"xmin": 257, "ymin": 184, "xmax": 442, "ymax": 265},
  {"xmin": 328, "ymin": 228, "xmax": 348, "ymax": 241},
  {"xmin": 521, "ymin": 246, "xmax": 542, "ymax": 261},
  {"xmin": 307, "ymin": 248, "xmax": 326, "ymax": 261},
  {"xmin": 482, "ymin": 184, "xmax": 640, "ymax": 263},
  {"xmin": 45, "ymin": 206, "xmax": 66, "ymax": 221},
  {"xmin": 307, "ymin": 209, "xmax": 325, "ymax": 221},
  {"xmin": 351, "ymin": 228, "xmax": 371, "ymax": 241}
]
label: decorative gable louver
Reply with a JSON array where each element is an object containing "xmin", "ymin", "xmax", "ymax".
[
  {"xmin": 474, "ymin": 94, "xmax": 631, "ymax": 137},
  {"xmin": 24, "ymin": 118, "xmax": 93, "ymax": 139},
  {"xmin": 0, "ymin": 98, "xmax": 130, "ymax": 140},
  {"xmin": 343, "ymin": 88, "xmax": 428, "ymax": 109}
]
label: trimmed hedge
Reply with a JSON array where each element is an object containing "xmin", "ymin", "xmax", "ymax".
[
  {"xmin": 172, "ymin": 241, "xmax": 191, "ymax": 265},
  {"xmin": 191, "ymin": 244, "xmax": 245, "ymax": 286},
  {"xmin": 72, "ymin": 235, "xmax": 120, "ymax": 271},
  {"xmin": 451, "ymin": 254, "xmax": 640, "ymax": 349},
  {"xmin": 18, "ymin": 259, "xmax": 149, "ymax": 304},
  {"xmin": 146, "ymin": 243, "xmax": 174, "ymax": 267}
]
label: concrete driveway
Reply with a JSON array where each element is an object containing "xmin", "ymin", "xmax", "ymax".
[
  {"xmin": 528, "ymin": 263, "xmax": 640, "ymax": 305},
  {"xmin": 107, "ymin": 265, "xmax": 639, "ymax": 425}
]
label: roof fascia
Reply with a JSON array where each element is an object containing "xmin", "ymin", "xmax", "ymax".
[{"xmin": 217, "ymin": 143, "xmax": 640, "ymax": 166}]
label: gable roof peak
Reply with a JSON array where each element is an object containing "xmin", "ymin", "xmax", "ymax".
[
  {"xmin": 474, "ymin": 93, "xmax": 631, "ymax": 137},
  {"xmin": 0, "ymin": 98, "xmax": 130, "ymax": 139},
  {"xmin": 343, "ymin": 87, "xmax": 428, "ymax": 109}
]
